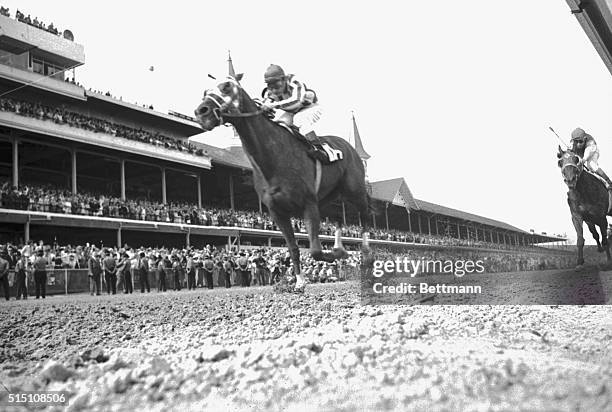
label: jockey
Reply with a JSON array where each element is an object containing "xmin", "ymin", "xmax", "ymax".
[
  {"xmin": 571, "ymin": 127, "xmax": 612, "ymax": 189},
  {"xmin": 261, "ymin": 64, "xmax": 323, "ymax": 146}
]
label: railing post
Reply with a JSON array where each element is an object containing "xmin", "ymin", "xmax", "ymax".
[{"xmin": 65, "ymin": 269, "xmax": 68, "ymax": 295}]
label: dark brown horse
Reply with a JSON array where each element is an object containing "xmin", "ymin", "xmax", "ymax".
[
  {"xmin": 557, "ymin": 146, "xmax": 611, "ymax": 268},
  {"xmin": 194, "ymin": 76, "xmax": 371, "ymax": 288}
]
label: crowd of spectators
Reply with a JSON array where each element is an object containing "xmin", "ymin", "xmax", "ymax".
[
  {"xmin": 371, "ymin": 248, "xmax": 574, "ymax": 275},
  {"xmin": 0, "ymin": 235, "xmax": 576, "ymax": 301},
  {"xmin": 83, "ymin": 87, "xmax": 155, "ymax": 110},
  {"xmin": 0, "ymin": 241, "xmax": 358, "ymax": 300},
  {"xmin": 0, "ymin": 97, "xmax": 203, "ymax": 157},
  {"xmin": 0, "ymin": 180, "xmax": 563, "ymax": 253},
  {"xmin": 10, "ymin": 8, "xmax": 64, "ymax": 36}
]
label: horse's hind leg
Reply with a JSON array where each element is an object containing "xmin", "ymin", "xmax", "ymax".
[
  {"xmin": 587, "ymin": 222, "xmax": 603, "ymax": 252},
  {"xmin": 304, "ymin": 202, "xmax": 347, "ymax": 263},
  {"xmin": 270, "ymin": 210, "xmax": 303, "ymax": 287}
]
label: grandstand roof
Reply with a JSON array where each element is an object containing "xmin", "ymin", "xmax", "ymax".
[
  {"xmin": 194, "ymin": 141, "xmax": 251, "ymax": 169},
  {"xmin": 371, "ymin": 177, "xmax": 532, "ymax": 234},
  {"xmin": 370, "ymin": 178, "xmax": 419, "ymax": 210},
  {"xmin": 413, "ymin": 198, "xmax": 528, "ymax": 233},
  {"xmin": 567, "ymin": 0, "xmax": 612, "ymax": 76}
]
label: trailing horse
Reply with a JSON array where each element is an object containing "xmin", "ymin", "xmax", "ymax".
[
  {"xmin": 557, "ymin": 146, "xmax": 611, "ymax": 268},
  {"xmin": 195, "ymin": 76, "xmax": 371, "ymax": 289}
]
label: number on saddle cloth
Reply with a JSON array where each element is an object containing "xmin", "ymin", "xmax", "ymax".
[{"xmin": 320, "ymin": 143, "xmax": 343, "ymax": 162}]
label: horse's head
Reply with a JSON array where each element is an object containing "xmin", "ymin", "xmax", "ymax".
[
  {"xmin": 194, "ymin": 76, "xmax": 243, "ymax": 132},
  {"xmin": 557, "ymin": 145, "xmax": 583, "ymax": 189}
]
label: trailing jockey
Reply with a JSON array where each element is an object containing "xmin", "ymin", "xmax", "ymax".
[
  {"xmin": 261, "ymin": 64, "xmax": 327, "ymax": 159},
  {"xmin": 571, "ymin": 127, "xmax": 612, "ymax": 192}
]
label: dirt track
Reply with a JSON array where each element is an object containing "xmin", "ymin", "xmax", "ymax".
[{"xmin": 1, "ymin": 269, "xmax": 611, "ymax": 411}]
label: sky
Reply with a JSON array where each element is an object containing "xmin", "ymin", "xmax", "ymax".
[{"xmin": 7, "ymin": 0, "xmax": 612, "ymax": 243}]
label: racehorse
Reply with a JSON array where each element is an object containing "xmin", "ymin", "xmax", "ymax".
[
  {"xmin": 194, "ymin": 76, "xmax": 372, "ymax": 289},
  {"xmin": 557, "ymin": 146, "xmax": 611, "ymax": 268}
]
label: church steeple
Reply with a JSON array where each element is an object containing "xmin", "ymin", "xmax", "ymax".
[
  {"xmin": 351, "ymin": 112, "xmax": 370, "ymax": 181},
  {"xmin": 228, "ymin": 50, "xmax": 236, "ymax": 78},
  {"xmin": 352, "ymin": 112, "xmax": 370, "ymax": 160}
]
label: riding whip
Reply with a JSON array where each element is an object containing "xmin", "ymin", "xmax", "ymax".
[{"xmin": 549, "ymin": 126, "xmax": 569, "ymax": 149}]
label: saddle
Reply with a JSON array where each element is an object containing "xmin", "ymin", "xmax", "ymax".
[{"xmin": 285, "ymin": 125, "xmax": 343, "ymax": 164}]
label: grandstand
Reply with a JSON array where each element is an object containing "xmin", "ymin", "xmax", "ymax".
[{"xmin": 0, "ymin": 9, "xmax": 566, "ymax": 251}]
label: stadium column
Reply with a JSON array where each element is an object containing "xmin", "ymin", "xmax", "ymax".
[
  {"xmin": 197, "ymin": 174, "xmax": 202, "ymax": 208},
  {"xmin": 71, "ymin": 148, "xmax": 77, "ymax": 195},
  {"xmin": 426, "ymin": 215, "xmax": 431, "ymax": 235},
  {"xmin": 120, "ymin": 160, "xmax": 126, "ymax": 201},
  {"xmin": 117, "ymin": 227, "xmax": 122, "ymax": 248},
  {"xmin": 24, "ymin": 219, "xmax": 30, "ymax": 243},
  {"xmin": 385, "ymin": 202, "xmax": 389, "ymax": 231},
  {"xmin": 435, "ymin": 218, "xmax": 439, "ymax": 236},
  {"xmin": 229, "ymin": 174, "xmax": 235, "ymax": 210},
  {"xmin": 186, "ymin": 229, "xmax": 191, "ymax": 248},
  {"xmin": 12, "ymin": 136, "xmax": 18, "ymax": 187},
  {"xmin": 161, "ymin": 168, "xmax": 167, "ymax": 204},
  {"xmin": 342, "ymin": 201, "xmax": 347, "ymax": 226}
]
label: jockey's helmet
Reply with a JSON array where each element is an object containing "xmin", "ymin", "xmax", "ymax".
[
  {"xmin": 264, "ymin": 64, "xmax": 286, "ymax": 83},
  {"xmin": 571, "ymin": 127, "xmax": 587, "ymax": 142}
]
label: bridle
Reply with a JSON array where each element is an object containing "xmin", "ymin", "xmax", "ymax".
[
  {"xmin": 201, "ymin": 82, "xmax": 263, "ymax": 125},
  {"xmin": 560, "ymin": 152, "xmax": 584, "ymax": 180}
]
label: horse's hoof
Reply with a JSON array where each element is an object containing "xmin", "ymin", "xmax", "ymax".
[
  {"xmin": 598, "ymin": 247, "xmax": 604, "ymax": 253},
  {"xmin": 575, "ymin": 264, "xmax": 584, "ymax": 271}
]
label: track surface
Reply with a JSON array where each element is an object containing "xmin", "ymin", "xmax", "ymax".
[{"xmin": 1, "ymin": 269, "xmax": 611, "ymax": 411}]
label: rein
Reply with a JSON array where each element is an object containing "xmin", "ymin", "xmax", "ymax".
[{"xmin": 222, "ymin": 110, "xmax": 263, "ymax": 118}]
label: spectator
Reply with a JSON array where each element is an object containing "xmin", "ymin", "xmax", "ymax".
[
  {"xmin": 137, "ymin": 252, "xmax": 150, "ymax": 293},
  {"xmin": 88, "ymin": 251, "xmax": 102, "ymax": 296},
  {"xmin": 14, "ymin": 252, "xmax": 28, "ymax": 299},
  {"xmin": 33, "ymin": 248, "xmax": 48, "ymax": 299},
  {"xmin": 102, "ymin": 249, "xmax": 117, "ymax": 295},
  {"xmin": 0, "ymin": 247, "xmax": 10, "ymax": 300}
]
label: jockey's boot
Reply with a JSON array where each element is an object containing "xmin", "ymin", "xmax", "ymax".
[
  {"xmin": 303, "ymin": 131, "xmax": 329, "ymax": 162},
  {"xmin": 304, "ymin": 131, "xmax": 323, "ymax": 147}
]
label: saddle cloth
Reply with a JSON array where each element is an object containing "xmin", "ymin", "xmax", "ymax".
[{"xmin": 277, "ymin": 122, "xmax": 344, "ymax": 164}]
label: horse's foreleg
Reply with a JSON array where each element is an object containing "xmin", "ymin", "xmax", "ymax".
[
  {"xmin": 587, "ymin": 223, "xmax": 602, "ymax": 252},
  {"xmin": 270, "ymin": 211, "xmax": 302, "ymax": 286},
  {"xmin": 572, "ymin": 215, "xmax": 585, "ymax": 268},
  {"xmin": 304, "ymin": 204, "xmax": 346, "ymax": 262},
  {"xmin": 597, "ymin": 219, "xmax": 611, "ymax": 262}
]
